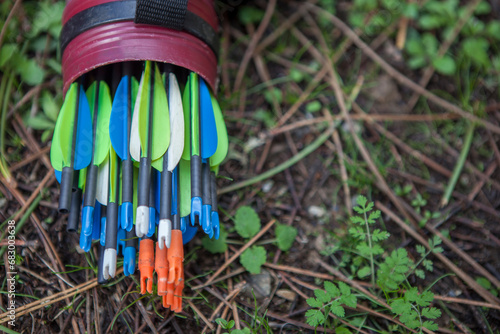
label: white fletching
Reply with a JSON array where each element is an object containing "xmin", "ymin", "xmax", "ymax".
[
  {"xmin": 130, "ymin": 74, "xmax": 144, "ymax": 162},
  {"xmin": 95, "ymin": 153, "xmax": 109, "ymax": 205},
  {"xmin": 167, "ymin": 73, "xmax": 184, "ymax": 171}
]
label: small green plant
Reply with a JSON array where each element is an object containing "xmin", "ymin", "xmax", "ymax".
[
  {"xmin": 349, "ymin": 195, "xmax": 389, "ymax": 284},
  {"xmin": 202, "ymin": 205, "xmax": 297, "ymax": 274},
  {"xmin": 390, "ymin": 287, "xmax": 441, "ymax": 331},
  {"xmin": 305, "ymin": 281, "xmax": 357, "ymax": 327}
]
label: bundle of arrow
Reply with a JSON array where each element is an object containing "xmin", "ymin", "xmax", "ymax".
[{"xmin": 49, "ymin": 0, "xmax": 227, "ymax": 313}]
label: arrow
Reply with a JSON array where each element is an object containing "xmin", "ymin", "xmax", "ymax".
[
  {"xmin": 103, "ymin": 146, "xmax": 119, "ymax": 279},
  {"xmin": 133, "ymin": 61, "xmax": 170, "ymax": 238},
  {"xmin": 158, "ymin": 71, "xmax": 184, "ymax": 249},
  {"xmin": 182, "ymin": 73, "xmax": 203, "ymax": 226},
  {"xmin": 80, "ymin": 76, "xmax": 112, "ymax": 246},
  {"xmin": 199, "ymin": 78, "xmax": 218, "ymax": 237},
  {"xmin": 110, "ymin": 63, "xmax": 139, "ymax": 232},
  {"xmin": 50, "ymin": 82, "xmax": 92, "ymax": 213},
  {"xmin": 208, "ymin": 91, "xmax": 228, "ymax": 239}
]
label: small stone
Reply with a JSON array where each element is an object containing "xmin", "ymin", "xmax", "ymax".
[
  {"xmin": 308, "ymin": 205, "xmax": 326, "ymax": 218},
  {"xmin": 242, "ymin": 269, "xmax": 272, "ymax": 300},
  {"xmin": 262, "ymin": 181, "xmax": 274, "ymax": 193},
  {"xmin": 0, "ymin": 198, "xmax": 6, "ymax": 209},
  {"xmin": 276, "ymin": 289, "xmax": 296, "ymax": 301}
]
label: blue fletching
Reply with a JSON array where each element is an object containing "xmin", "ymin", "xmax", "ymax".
[
  {"xmin": 92, "ymin": 201, "xmax": 101, "ymax": 240},
  {"xmin": 74, "ymin": 86, "xmax": 93, "ymax": 170},
  {"xmin": 55, "ymin": 170, "xmax": 62, "ymax": 183},
  {"xmin": 183, "ymin": 223, "xmax": 197, "ymax": 244},
  {"xmin": 109, "ymin": 76, "xmax": 130, "ymax": 160},
  {"xmin": 199, "ymin": 79, "xmax": 218, "ymax": 159}
]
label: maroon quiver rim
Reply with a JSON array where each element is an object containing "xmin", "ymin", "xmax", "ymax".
[{"xmin": 61, "ymin": 0, "xmax": 219, "ymax": 94}]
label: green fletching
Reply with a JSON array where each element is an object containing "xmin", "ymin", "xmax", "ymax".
[
  {"xmin": 152, "ymin": 156, "xmax": 163, "ymax": 171},
  {"xmin": 181, "ymin": 75, "xmax": 191, "ymax": 160},
  {"xmin": 52, "ymin": 83, "xmax": 78, "ymax": 168},
  {"xmin": 79, "ymin": 167, "xmax": 87, "ymax": 190},
  {"xmin": 109, "ymin": 147, "xmax": 118, "ymax": 203},
  {"xmin": 87, "ymin": 81, "xmax": 112, "ymax": 165},
  {"xmin": 138, "ymin": 61, "xmax": 152, "ymax": 157},
  {"xmin": 138, "ymin": 62, "xmax": 170, "ymax": 161},
  {"xmin": 190, "ymin": 73, "xmax": 200, "ymax": 156},
  {"xmin": 151, "ymin": 63, "xmax": 169, "ymax": 161},
  {"xmin": 179, "ymin": 159, "xmax": 191, "ymax": 217},
  {"xmin": 209, "ymin": 92, "xmax": 228, "ymax": 167}
]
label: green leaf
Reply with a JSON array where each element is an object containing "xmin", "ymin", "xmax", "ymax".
[
  {"xmin": 357, "ymin": 266, "xmax": 371, "ymax": 278},
  {"xmin": 408, "ymin": 56, "xmax": 427, "ymax": 69},
  {"xmin": 305, "ymin": 309, "xmax": 325, "ymax": 327},
  {"xmin": 30, "ymin": 1, "xmax": 65, "ymax": 38},
  {"xmin": 355, "ymin": 195, "xmax": 367, "ymax": 209},
  {"xmin": 340, "ymin": 294, "xmax": 357, "ymax": 308},
  {"xmin": 486, "ymin": 21, "xmax": 500, "ymax": 40},
  {"xmin": 330, "ymin": 304, "xmax": 345, "ymax": 317},
  {"xmin": 406, "ymin": 38, "xmax": 424, "ymax": 56},
  {"xmin": 418, "ymin": 15, "xmax": 443, "ymax": 29},
  {"xmin": 314, "ymin": 289, "xmax": 331, "ymax": 303},
  {"xmin": 17, "ymin": 58, "xmax": 45, "ymax": 85},
  {"xmin": 432, "ymin": 55, "xmax": 456, "ymax": 75},
  {"xmin": 474, "ymin": 1, "xmax": 491, "ymax": 15},
  {"xmin": 41, "ymin": 91, "xmax": 60, "ymax": 122},
  {"xmin": 263, "ymin": 87, "xmax": 283, "ymax": 105},
  {"xmin": 275, "ymin": 224, "xmax": 298, "ymax": 251},
  {"xmin": 289, "ymin": 68, "xmax": 304, "ymax": 82},
  {"xmin": 202, "ymin": 229, "xmax": 228, "ymax": 254},
  {"xmin": 234, "ymin": 206, "xmax": 261, "ymax": 239},
  {"xmin": 415, "ymin": 291, "xmax": 435, "ymax": 307},
  {"xmin": 367, "ymin": 210, "xmax": 381, "ymax": 223},
  {"xmin": 416, "ymin": 244, "xmax": 426, "ymax": 255},
  {"xmin": 422, "ymin": 307, "xmax": 441, "ymax": 319},
  {"xmin": 0, "ymin": 44, "xmax": 17, "ymax": 67},
  {"xmin": 462, "ymin": 38, "xmax": 490, "ymax": 67},
  {"xmin": 402, "ymin": 3, "xmax": 419, "ymax": 19},
  {"xmin": 306, "ymin": 101, "xmax": 322, "ymax": 113},
  {"xmin": 415, "ymin": 269, "xmax": 425, "ymax": 279},
  {"xmin": 405, "ymin": 287, "xmax": 420, "ymax": 302},
  {"xmin": 306, "ymin": 297, "xmax": 323, "ymax": 308},
  {"xmin": 238, "ymin": 6, "xmax": 264, "ymax": 25},
  {"xmin": 25, "ymin": 114, "xmax": 55, "ymax": 130},
  {"xmin": 240, "ymin": 246, "xmax": 266, "ymax": 274},
  {"xmin": 324, "ymin": 281, "xmax": 340, "ymax": 299},
  {"xmin": 390, "ymin": 299, "xmax": 412, "ymax": 315},
  {"xmin": 423, "ymin": 321, "xmax": 439, "ymax": 331},
  {"xmin": 372, "ymin": 229, "xmax": 389, "ymax": 241}
]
